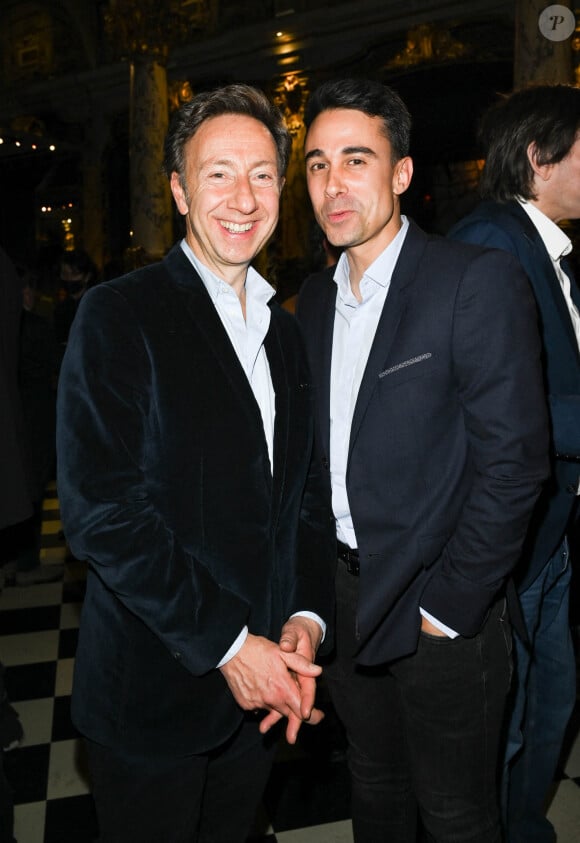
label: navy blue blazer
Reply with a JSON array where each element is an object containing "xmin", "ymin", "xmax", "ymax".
[
  {"xmin": 56, "ymin": 243, "xmax": 335, "ymax": 757},
  {"xmin": 450, "ymin": 200, "xmax": 580, "ymax": 591},
  {"xmin": 297, "ymin": 220, "xmax": 549, "ymax": 665}
]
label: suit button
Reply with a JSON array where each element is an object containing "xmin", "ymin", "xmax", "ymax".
[
  {"xmin": 566, "ymin": 484, "xmax": 577, "ymax": 494},
  {"xmin": 322, "ymin": 457, "xmax": 329, "ymax": 470},
  {"xmin": 173, "ymin": 651, "xmax": 182, "ymax": 660}
]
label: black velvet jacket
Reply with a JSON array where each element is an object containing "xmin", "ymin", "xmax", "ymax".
[{"xmin": 56, "ymin": 243, "xmax": 335, "ymax": 757}]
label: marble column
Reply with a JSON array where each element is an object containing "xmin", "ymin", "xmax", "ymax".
[
  {"xmin": 276, "ymin": 74, "xmax": 311, "ymax": 264},
  {"xmin": 129, "ymin": 54, "xmax": 173, "ymax": 260},
  {"xmin": 81, "ymin": 111, "xmax": 109, "ymax": 270}
]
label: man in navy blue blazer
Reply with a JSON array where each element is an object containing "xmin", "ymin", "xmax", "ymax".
[
  {"xmin": 450, "ymin": 84, "xmax": 580, "ymax": 843},
  {"xmin": 296, "ymin": 78, "xmax": 549, "ymax": 843}
]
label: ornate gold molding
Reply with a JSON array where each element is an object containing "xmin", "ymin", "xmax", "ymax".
[
  {"xmin": 387, "ymin": 23, "xmax": 469, "ymax": 69},
  {"xmin": 103, "ymin": 0, "xmax": 216, "ymax": 60},
  {"xmin": 168, "ymin": 80, "xmax": 194, "ymax": 112},
  {"xmin": 274, "ymin": 73, "xmax": 308, "ymax": 136}
]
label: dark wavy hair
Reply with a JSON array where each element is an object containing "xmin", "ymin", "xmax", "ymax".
[
  {"xmin": 478, "ymin": 84, "xmax": 580, "ymax": 202},
  {"xmin": 162, "ymin": 83, "xmax": 292, "ymax": 190},
  {"xmin": 304, "ymin": 77, "xmax": 411, "ymax": 163}
]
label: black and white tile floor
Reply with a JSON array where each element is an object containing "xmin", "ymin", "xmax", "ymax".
[{"xmin": 1, "ymin": 482, "xmax": 579, "ymax": 842}]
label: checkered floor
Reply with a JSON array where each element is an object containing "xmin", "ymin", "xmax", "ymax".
[{"xmin": 1, "ymin": 482, "xmax": 579, "ymax": 843}]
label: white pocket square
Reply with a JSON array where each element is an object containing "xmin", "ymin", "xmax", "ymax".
[{"xmin": 379, "ymin": 353, "xmax": 432, "ymax": 378}]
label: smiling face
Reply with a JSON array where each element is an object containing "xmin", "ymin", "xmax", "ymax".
[
  {"xmin": 170, "ymin": 113, "xmax": 284, "ymax": 291},
  {"xmin": 304, "ymin": 108, "xmax": 412, "ymax": 272}
]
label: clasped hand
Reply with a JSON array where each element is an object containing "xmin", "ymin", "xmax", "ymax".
[{"xmin": 219, "ymin": 616, "xmax": 324, "ymax": 744}]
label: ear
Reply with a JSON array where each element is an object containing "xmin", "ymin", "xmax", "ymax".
[
  {"xmin": 393, "ymin": 156, "xmax": 413, "ymax": 196},
  {"xmin": 170, "ymin": 171, "xmax": 189, "ymax": 215},
  {"xmin": 527, "ymin": 141, "xmax": 552, "ymax": 182}
]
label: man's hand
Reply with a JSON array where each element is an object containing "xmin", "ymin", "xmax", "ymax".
[
  {"xmin": 420, "ymin": 616, "xmax": 449, "ymax": 637},
  {"xmin": 219, "ymin": 632, "xmax": 322, "ymax": 744},
  {"xmin": 260, "ymin": 616, "xmax": 325, "ymax": 742}
]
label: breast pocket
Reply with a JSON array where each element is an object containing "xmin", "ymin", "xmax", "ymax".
[{"xmin": 377, "ymin": 353, "xmax": 436, "ymax": 389}]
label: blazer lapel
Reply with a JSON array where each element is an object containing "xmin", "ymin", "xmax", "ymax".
[
  {"xmin": 317, "ymin": 280, "xmax": 339, "ymax": 459},
  {"xmin": 163, "ymin": 245, "xmax": 272, "ymax": 467},
  {"xmin": 264, "ymin": 313, "xmax": 289, "ymax": 524},
  {"xmin": 510, "ymin": 204, "xmax": 580, "ymax": 358},
  {"xmin": 349, "ymin": 222, "xmax": 428, "ymax": 455},
  {"xmin": 561, "ymin": 256, "xmax": 580, "ymax": 324}
]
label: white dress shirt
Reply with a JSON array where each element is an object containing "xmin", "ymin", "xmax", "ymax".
[
  {"xmin": 329, "ymin": 219, "xmax": 458, "ymax": 638},
  {"xmin": 330, "ymin": 217, "xmax": 409, "ymax": 547},
  {"xmin": 180, "ymin": 240, "xmax": 325, "ymax": 664}
]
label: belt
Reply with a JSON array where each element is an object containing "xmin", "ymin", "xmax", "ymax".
[{"xmin": 337, "ymin": 540, "xmax": 360, "ymax": 576}]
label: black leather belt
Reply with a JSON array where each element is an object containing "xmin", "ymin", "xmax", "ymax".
[{"xmin": 337, "ymin": 540, "xmax": 360, "ymax": 576}]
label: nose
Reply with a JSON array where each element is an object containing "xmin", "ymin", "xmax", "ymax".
[
  {"xmin": 229, "ymin": 175, "xmax": 258, "ymax": 214},
  {"xmin": 323, "ymin": 165, "xmax": 346, "ymax": 199}
]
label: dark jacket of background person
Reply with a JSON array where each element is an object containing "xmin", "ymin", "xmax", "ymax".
[
  {"xmin": 450, "ymin": 200, "xmax": 580, "ymax": 592},
  {"xmin": 56, "ymin": 243, "xmax": 335, "ymax": 757}
]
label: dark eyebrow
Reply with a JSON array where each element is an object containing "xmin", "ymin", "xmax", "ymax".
[
  {"xmin": 343, "ymin": 146, "xmax": 376, "ymax": 157},
  {"xmin": 304, "ymin": 148, "xmax": 323, "ymax": 163},
  {"xmin": 304, "ymin": 145, "xmax": 377, "ymax": 163}
]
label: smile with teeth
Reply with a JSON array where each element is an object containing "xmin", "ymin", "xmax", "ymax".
[{"xmin": 220, "ymin": 220, "xmax": 255, "ymax": 233}]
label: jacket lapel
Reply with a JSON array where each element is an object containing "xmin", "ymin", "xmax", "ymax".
[
  {"xmin": 317, "ymin": 280, "xmax": 339, "ymax": 459},
  {"xmin": 264, "ymin": 312, "xmax": 289, "ymax": 524},
  {"xmin": 163, "ymin": 244, "xmax": 272, "ymax": 475},
  {"xmin": 509, "ymin": 203, "xmax": 580, "ymax": 358},
  {"xmin": 561, "ymin": 256, "xmax": 580, "ymax": 336},
  {"xmin": 348, "ymin": 222, "xmax": 428, "ymax": 456}
]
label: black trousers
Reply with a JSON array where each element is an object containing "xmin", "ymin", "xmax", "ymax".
[
  {"xmin": 86, "ymin": 714, "xmax": 278, "ymax": 843},
  {"xmin": 325, "ymin": 560, "xmax": 512, "ymax": 843}
]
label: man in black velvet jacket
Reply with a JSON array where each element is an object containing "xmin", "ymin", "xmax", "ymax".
[{"xmin": 56, "ymin": 85, "xmax": 334, "ymax": 843}]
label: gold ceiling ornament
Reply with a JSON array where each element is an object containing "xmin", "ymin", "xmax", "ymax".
[
  {"xmin": 169, "ymin": 80, "xmax": 194, "ymax": 111},
  {"xmin": 387, "ymin": 23, "xmax": 469, "ymax": 69},
  {"xmin": 103, "ymin": 0, "xmax": 216, "ymax": 60}
]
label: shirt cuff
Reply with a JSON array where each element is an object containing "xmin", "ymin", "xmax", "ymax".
[
  {"xmin": 419, "ymin": 607, "xmax": 459, "ymax": 639},
  {"xmin": 289, "ymin": 611, "xmax": 327, "ymax": 644},
  {"xmin": 217, "ymin": 625, "xmax": 249, "ymax": 668},
  {"xmin": 217, "ymin": 610, "xmax": 327, "ymax": 669}
]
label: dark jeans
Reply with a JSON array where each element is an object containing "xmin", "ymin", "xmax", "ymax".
[
  {"xmin": 324, "ymin": 561, "xmax": 511, "ymax": 843},
  {"xmin": 86, "ymin": 715, "xmax": 278, "ymax": 843},
  {"xmin": 502, "ymin": 539, "xmax": 576, "ymax": 843}
]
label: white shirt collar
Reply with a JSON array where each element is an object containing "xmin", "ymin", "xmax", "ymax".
[
  {"xmin": 179, "ymin": 239, "xmax": 275, "ymax": 306},
  {"xmin": 333, "ymin": 216, "xmax": 410, "ymax": 305},
  {"xmin": 518, "ymin": 199, "xmax": 572, "ymax": 262}
]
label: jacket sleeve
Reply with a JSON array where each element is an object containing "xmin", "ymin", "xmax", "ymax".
[
  {"xmin": 420, "ymin": 248, "xmax": 550, "ymax": 632},
  {"xmin": 56, "ymin": 284, "xmax": 250, "ymax": 675},
  {"xmin": 451, "ymin": 218, "xmax": 580, "ymax": 461}
]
